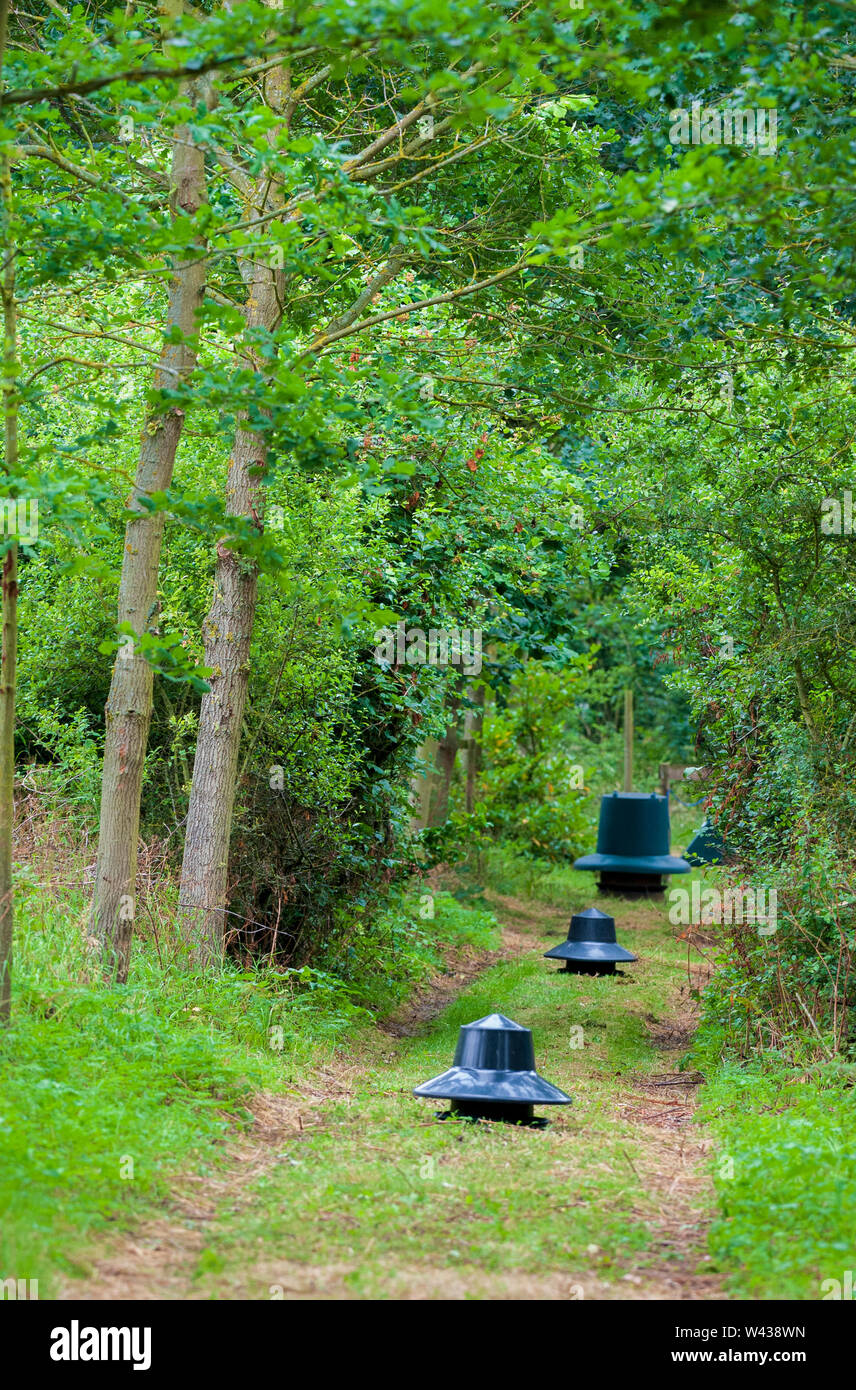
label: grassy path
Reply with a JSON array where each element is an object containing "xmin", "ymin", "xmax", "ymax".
[{"xmin": 62, "ymin": 887, "xmax": 727, "ymax": 1302}]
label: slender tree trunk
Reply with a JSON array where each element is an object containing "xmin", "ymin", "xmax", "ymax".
[
  {"xmin": 177, "ymin": 29, "xmax": 422, "ymax": 961},
  {"xmin": 464, "ymin": 682, "xmax": 485, "ymax": 813},
  {"xmin": 623, "ymin": 686, "xmax": 634, "ymax": 791},
  {"xmin": 90, "ymin": 74, "xmax": 208, "ymax": 982},
  {"xmin": 0, "ymin": 122, "xmax": 18, "ymax": 1024},
  {"xmin": 409, "ymin": 737, "xmax": 439, "ymax": 832},
  {"xmin": 178, "ymin": 263, "xmax": 281, "ymax": 965},
  {"xmin": 793, "ymin": 655, "xmax": 819, "ymax": 745},
  {"xmin": 178, "ymin": 26, "xmax": 287, "ymax": 967},
  {"xmin": 431, "ymin": 720, "xmax": 460, "ymax": 826}
]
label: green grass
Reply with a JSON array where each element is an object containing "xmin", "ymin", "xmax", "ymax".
[
  {"xmin": 693, "ymin": 1042, "xmax": 856, "ymax": 1300},
  {"xmin": 0, "ymin": 870, "xmax": 496, "ymax": 1294},
  {"xmin": 13, "ymin": 833, "xmax": 854, "ymax": 1302},
  {"xmin": 9, "ymin": 851, "xmax": 700, "ymax": 1299},
  {"xmin": 172, "ymin": 896, "xmax": 703, "ymax": 1298},
  {"xmin": 313, "ymin": 889, "xmax": 501, "ymax": 1016},
  {"xmin": 478, "ymin": 845, "xmax": 606, "ymax": 908}
]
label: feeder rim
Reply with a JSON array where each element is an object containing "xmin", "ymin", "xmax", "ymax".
[
  {"xmin": 413, "ymin": 1066, "xmax": 572, "ymax": 1106},
  {"xmin": 574, "ymin": 852, "xmax": 691, "ymax": 874},
  {"xmin": 544, "ymin": 942, "xmax": 638, "ymax": 962}
]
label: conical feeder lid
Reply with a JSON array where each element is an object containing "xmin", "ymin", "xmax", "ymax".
[
  {"xmin": 544, "ymin": 906, "xmax": 638, "ymax": 963},
  {"xmin": 413, "ymin": 1013, "xmax": 572, "ymax": 1106},
  {"xmin": 685, "ymin": 817, "xmax": 730, "ymax": 866},
  {"xmin": 574, "ymin": 792, "xmax": 691, "ymax": 875}
]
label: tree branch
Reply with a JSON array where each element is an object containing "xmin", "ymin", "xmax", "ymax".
[{"xmin": 296, "ymin": 257, "xmax": 529, "ymax": 361}]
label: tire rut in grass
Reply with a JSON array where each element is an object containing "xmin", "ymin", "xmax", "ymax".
[
  {"xmin": 481, "ymin": 889, "xmax": 725, "ymax": 1300},
  {"xmin": 614, "ymin": 961, "xmax": 724, "ymax": 1299},
  {"xmin": 378, "ymin": 921, "xmax": 528, "ymax": 1038}
]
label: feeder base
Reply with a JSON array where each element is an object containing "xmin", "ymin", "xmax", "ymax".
[
  {"xmin": 597, "ymin": 870, "xmax": 665, "ymax": 899},
  {"xmin": 435, "ymin": 1099, "xmax": 548, "ymax": 1127},
  {"xmin": 562, "ymin": 960, "xmax": 617, "ymax": 977}
]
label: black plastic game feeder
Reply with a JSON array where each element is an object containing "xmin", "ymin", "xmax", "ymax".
[
  {"xmin": 574, "ymin": 791, "xmax": 690, "ymax": 897},
  {"xmin": 685, "ymin": 816, "xmax": 730, "ymax": 867},
  {"xmin": 544, "ymin": 906, "xmax": 637, "ymax": 977},
  {"xmin": 413, "ymin": 1012, "xmax": 572, "ymax": 1125}
]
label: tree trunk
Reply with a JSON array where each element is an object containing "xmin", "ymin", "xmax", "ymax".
[
  {"xmin": 177, "ymin": 264, "xmax": 281, "ymax": 966},
  {"xmin": 0, "ymin": 129, "xmax": 18, "ymax": 1024},
  {"xmin": 409, "ymin": 737, "xmax": 439, "ymax": 833},
  {"xmin": 431, "ymin": 721, "xmax": 460, "ymax": 826},
  {"xmin": 464, "ymin": 682, "xmax": 485, "ymax": 813},
  {"xmin": 623, "ymin": 686, "xmax": 634, "ymax": 791},
  {"xmin": 793, "ymin": 656, "xmax": 820, "ymax": 745},
  {"xmin": 178, "ymin": 29, "xmax": 288, "ymax": 968},
  {"xmin": 90, "ymin": 75, "xmax": 208, "ymax": 983}
]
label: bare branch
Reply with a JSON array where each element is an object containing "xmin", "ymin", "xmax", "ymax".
[
  {"xmin": 297, "ymin": 256, "xmax": 528, "ymax": 361},
  {"xmin": 342, "ymin": 63, "xmax": 482, "ymax": 173},
  {"xmin": 0, "ymin": 48, "xmax": 259, "ymax": 108},
  {"xmin": 322, "ymin": 255, "xmax": 406, "ymax": 337}
]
